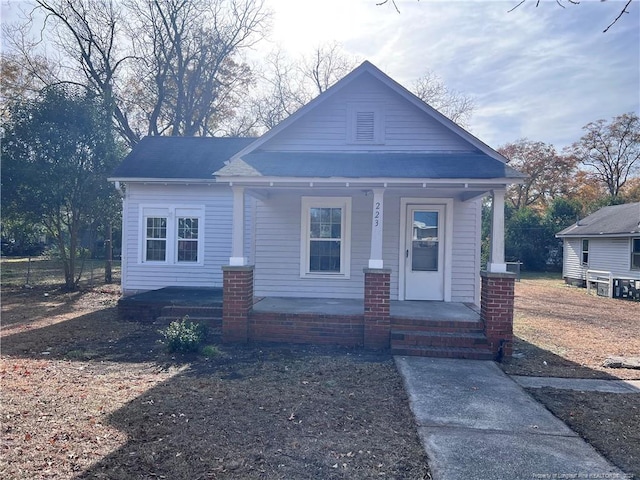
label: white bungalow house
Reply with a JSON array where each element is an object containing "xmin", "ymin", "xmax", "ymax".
[
  {"xmin": 110, "ymin": 61, "xmax": 525, "ymax": 357},
  {"xmin": 556, "ymin": 202, "xmax": 640, "ymax": 300}
]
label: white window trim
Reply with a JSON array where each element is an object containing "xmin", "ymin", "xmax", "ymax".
[
  {"xmin": 346, "ymin": 102, "xmax": 385, "ymax": 145},
  {"xmin": 631, "ymin": 237, "xmax": 640, "ymax": 270},
  {"xmin": 300, "ymin": 197, "xmax": 352, "ymax": 279},
  {"xmin": 139, "ymin": 205, "xmax": 205, "ymax": 266},
  {"xmin": 581, "ymin": 238, "xmax": 589, "ymax": 266}
]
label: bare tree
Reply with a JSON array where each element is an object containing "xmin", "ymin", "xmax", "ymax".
[
  {"xmin": 250, "ymin": 44, "xmax": 359, "ymax": 131},
  {"xmin": 570, "ymin": 112, "xmax": 640, "ymax": 199},
  {"xmin": 412, "ymin": 71, "xmax": 474, "ymax": 127},
  {"xmin": 4, "ymin": 0, "xmax": 269, "ymax": 145},
  {"xmin": 507, "ymin": 0, "xmax": 634, "ymax": 33},
  {"xmin": 127, "ymin": 0, "xmax": 268, "ymax": 137}
]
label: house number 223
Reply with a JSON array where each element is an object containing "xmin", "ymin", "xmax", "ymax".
[{"xmin": 374, "ymin": 202, "xmax": 381, "ymax": 227}]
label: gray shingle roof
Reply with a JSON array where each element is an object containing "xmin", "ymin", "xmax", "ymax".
[
  {"xmin": 214, "ymin": 151, "xmax": 526, "ymax": 179},
  {"xmin": 110, "ymin": 136, "xmax": 256, "ymax": 180},
  {"xmin": 556, "ymin": 202, "xmax": 640, "ymax": 237},
  {"xmin": 111, "ymin": 137, "xmax": 524, "ymax": 182}
]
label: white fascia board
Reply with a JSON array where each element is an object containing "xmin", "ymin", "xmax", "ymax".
[
  {"xmin": 215, "ymin": 176, "xmax": 521, "ymax": 187},
  {"xmin": 107, "ymin": 177, "xmax": 218, "ymax": 184},
  {"xmin": 557, "ymin": 232, "xmax": 640, "ymax": 239}
]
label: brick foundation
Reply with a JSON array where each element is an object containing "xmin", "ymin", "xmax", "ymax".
[
  {"xmin": 222, "ymin": 265, "xmax": 254, "ymax": 343},
  {"xmin": 480, "ymin": 271, "xmax": 516, "ymax": 360},
  {"xmin": 363, "ymin": 268, "xmax": 391, "ymax": 349},
  {"xmin": 249, "ymin": 312, "xmax": 364, "ymax": 346}
]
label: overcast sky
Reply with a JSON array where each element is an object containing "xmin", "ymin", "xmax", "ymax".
[
  {"xmin": 260, "ymin": 0, "xmax": 640, "ymax": 150},
  {"xmin": 2, "ymin": 0, "xmax": 638, "ymax": 150}
]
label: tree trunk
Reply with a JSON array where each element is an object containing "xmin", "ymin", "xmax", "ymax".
[{"xmin": 105, "ymin": 222, "xmax": 113, "ymax": 284}]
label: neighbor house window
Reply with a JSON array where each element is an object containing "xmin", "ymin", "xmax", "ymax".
[
  {"xmin": 141, "ymin": 206, "xmax": 204, "ymax": 264},
  {"xmin": 301, "ymin": 197, "xmax": 351, "ymax": 278},
  {"xmin": 581, "ymin": 239, "xmax": 589, "ymax": 265},
  {"xmin": 632, "ymin": 238, "xmax": 640, "ymax": 270},
  {"xmin": 347, "ymin": 103, "xmax": 384, "ymax": 144},
  {"xmin": 177, "ymin": 217, "xmax": 199, "ymax": 262},
  {"xmin": 145, "ymin": 217, "xmax": 167, "ymax": 262}
]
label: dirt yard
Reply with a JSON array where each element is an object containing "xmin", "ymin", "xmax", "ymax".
[
  {"xmin": 0, "ymin": 259, "xmax": 429, "ymax": 479},
  {"xmin": 502, "ymin": 274, "xmax": 640, "ymax": 478},
  {"xmin": 2, "ymin": 260, "xmax": 639, "ymax": 478}
]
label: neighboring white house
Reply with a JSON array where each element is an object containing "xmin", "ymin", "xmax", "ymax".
[
  {"xmin": 556, "ymin": 202, "xmax": 640, "ymax": 300},
  {"xmin": 110, "ymin": 61, "xmax": 525, "ymax": 304}
]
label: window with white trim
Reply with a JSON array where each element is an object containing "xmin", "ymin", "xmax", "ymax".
[
  {"xmin": 141, "ymin": 206, "xmax": 204, "ymax": 264},
  {"xmin": 301, "ymin": 197, "xmax": 351, "ymax": 278},
  {"xmin": 581, "ymin": 239, "xmax": 589, "ymax": 266},
  {"xmin": 145, "ymin": 217, "xmax": 167, "ymax": 261},
  {"xmin": 347, "ymin": 103, "xmax": 384, "ymax": 144},
  {"xmin": 632, "ymin": 238, "xmax": 640, "ymax": 270}
]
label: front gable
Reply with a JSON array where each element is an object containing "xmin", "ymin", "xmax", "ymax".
[{"xmin": 259, "ymin": 70, "xmax": 476, "ymax": 153}]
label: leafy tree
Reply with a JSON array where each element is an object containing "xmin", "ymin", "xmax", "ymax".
[
  {"xmin": 1, "ymin": 85, "xmax": 121, "ymax": 290},
  {"xmin": 570, "ymin": 112, "xmax": 640, "ymax": 200},
  {"xmin": 498, "ymin": 139, "xmax": 578, "ymax": 210},
  {"xmin": 504, "ymin": 207, "xmax": 554, "ymax": 271}
]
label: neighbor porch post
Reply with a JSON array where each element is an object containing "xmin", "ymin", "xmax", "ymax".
[
  {"xmin": 229, "ymin": 186, "xmax": 246, "ymax": 266},
  {"xmin": 368, "ymin": 188, "xmax": 385, "ymax": 269},
  {"xmin": 487, "ymin": 189, "xmax": 507, "ymax": 273}
]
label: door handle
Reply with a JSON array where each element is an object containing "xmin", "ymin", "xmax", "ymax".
[{"xmin": 405, "ymin": 249, "xmax": 409, "ymax": 258}]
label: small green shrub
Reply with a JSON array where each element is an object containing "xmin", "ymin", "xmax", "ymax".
[
  {"xmin": 160, "ymin": 316, "xmax": 206, "ymax": 353},
  {"xmin": 200, "ymin": 344, "xmax": 220, "ymax": 358}
]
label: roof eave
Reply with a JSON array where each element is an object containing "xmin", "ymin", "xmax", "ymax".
[{"xmin": 214, "ymin": 175, "xmax": 523, "ymax": 187}]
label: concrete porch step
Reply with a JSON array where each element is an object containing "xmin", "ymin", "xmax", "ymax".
[
  {"xmin": 391, "ymin": 317, "xmax": 485, "ymax": 333},
  {"xmin": 391, "ymin": 330, "xmax": 489, "ymax": 348},
  {"xmin": 391, "ymin": 345, "xmax": 494, "ymax": 360}
]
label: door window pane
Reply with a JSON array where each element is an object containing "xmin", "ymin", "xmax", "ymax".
[{"xmin": 412, "ymin": 211, "xmax": 438, "ymax": 271}]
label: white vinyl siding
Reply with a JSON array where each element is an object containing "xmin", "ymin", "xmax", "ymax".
[
  {"xmin": 260, "ymin": 75, "xmax": 476, "ymax": 153},
  {"xmin": 451, "ymin": 198, "xmax": 482, "ymax": 303},
  {"xmin": 121, "ymin": 183, "xmax": 254, "ymax": 294},
  {"xmin": 253, "ymin": 191, "xmax": 481, "ymax": 303},
  {"xmin": 563, "ymin": 237, "xmax": 640, "ymax": 281}
]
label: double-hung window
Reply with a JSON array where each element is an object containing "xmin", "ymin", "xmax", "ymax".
[
  {"xmin": 632, "ymin": 238, "xmax": 640, "ymax": 270},
  {"xmin": 141, "ymin": 206, "xmax": 204, "ymax": 264},
  {"xmin": 145, "ymin": 217, "xmax": 168, "ymax": 261},
  {"xmin": 581, "ymin": 239, "xmax": 589, "ymax": 266},
  {"xmin": 301, "ymin": 197, "xmax": 351, "ymax": 278}
]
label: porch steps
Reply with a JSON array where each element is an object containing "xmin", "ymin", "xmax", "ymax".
[
  {"xmin": 155, "ymin": 305, "xmax": 222, "ymax": 334},
  {"xmin": 390, "ymin": 318, "xmax": 493, "ymax": 360}
]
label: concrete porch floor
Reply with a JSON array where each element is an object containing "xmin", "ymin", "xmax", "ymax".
[{"xmin": 252, "ymin": 297, "xmax": 481, "ymax": 322}]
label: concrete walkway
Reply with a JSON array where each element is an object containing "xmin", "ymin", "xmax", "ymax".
[
  {"xmin": 512, "ymin": 375, "xmax": 640, "ymax": 393},
  {"xmin": 395, "ymin": 357, "xmax": 625, "ymax": 480}
]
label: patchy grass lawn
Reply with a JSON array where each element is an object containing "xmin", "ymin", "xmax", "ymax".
[
  {"xmin": 503, "ymin": 274, "xmax": 640, "ymax": 478},
  {"xmin": 0, "ymin": 258, "xmax": 429, "ymax": 479}
]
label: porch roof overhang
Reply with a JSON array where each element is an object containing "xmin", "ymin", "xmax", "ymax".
[{"xmin": 214, "ymin": 151, "xmax": 526, "ymax": 183}]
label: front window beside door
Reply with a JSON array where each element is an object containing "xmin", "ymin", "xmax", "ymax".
[
  {"xmin": 300, "ymin": 197, "xmax": 351, "ymax": 278},
  {"xmin": 581, "ymin": 239, "xmax": 589, "ymax": 266}
]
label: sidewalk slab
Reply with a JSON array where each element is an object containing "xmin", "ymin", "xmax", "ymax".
[
  {"xmin": 396, "ymin": 356, "xmax": 625, "ymax": 480},
  {"xmin": 511, "ymin": 375, "xmax": 640, "ymax": 393}
]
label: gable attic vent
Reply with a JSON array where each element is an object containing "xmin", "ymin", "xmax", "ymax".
[{"xmin": 355, "ymin": 111, "xmax": 375, "ymax": 142}]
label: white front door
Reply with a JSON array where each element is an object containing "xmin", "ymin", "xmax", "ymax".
[{"xmin": 404, "ymin": 205, "xmax": 445, "ymax": 300}]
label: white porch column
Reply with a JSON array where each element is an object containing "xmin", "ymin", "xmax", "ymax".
[
  {"xmin": 487, "ymin": 189, "xmax": 507, "ymax": 273},
  {"xmin": 229, "ymin": 185, "xmax": 247, "ymax": 266},
  {"xmin": 368, "ymin": 188, "xmax": 385, "ymax": 269}
]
